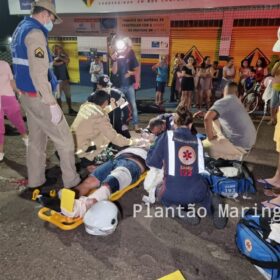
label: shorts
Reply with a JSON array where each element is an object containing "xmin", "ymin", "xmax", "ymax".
[
  {"xmin": 90, "ymin": 158, "xmax": 141, "ymax": 193},
  {"xmin": 156, "ymin": 81, "xmax": 166, "ymax": 93},
  {"xmin": 274, "ymin": 110, "xmax": 280, "ymax": 153},
  {"xmin": 181, "ymin": 77, "xmax": 194, "ymax": 91}
]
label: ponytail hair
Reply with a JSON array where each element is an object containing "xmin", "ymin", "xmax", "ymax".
[{"xmin": 175, "ymin": 105, "xmax": 193, "ymax": 127}]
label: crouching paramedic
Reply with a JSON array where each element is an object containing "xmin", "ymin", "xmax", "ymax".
[
  {"xmin": 61, "ymin": 147, "xmax": 149, "ymax": 217},
  {"xmin": 146, "ymin": 105, "xmax": 227, "ymax": 229},
  {"xmin": 71, "ymin": 89, "xmax": 145, "ymax": 170}
]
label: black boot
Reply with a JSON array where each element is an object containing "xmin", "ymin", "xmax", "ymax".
[{"xmin": 211, "ymin": 194, "xmax": 228, "ymax": 229}]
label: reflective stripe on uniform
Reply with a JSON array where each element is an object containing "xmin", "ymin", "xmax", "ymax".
[
  {"xmin": 196, "ymin": 136, "xmax": 205, "ymax": 174},
  {"xmin": 167, "ymin": 130, "xmax": 175, "ymax": 176},
  {"xmin": 12, "ymin": 57, "xmax": 29, "ymax": 66}
]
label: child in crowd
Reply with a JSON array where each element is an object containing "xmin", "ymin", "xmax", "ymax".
[
  {"xmin": 243, "ymin": 67, "xmax": 257, "ymax": 95},
  {"xmin": 152, "ymin": 56, "xmax": 169, "ymax": 107}
]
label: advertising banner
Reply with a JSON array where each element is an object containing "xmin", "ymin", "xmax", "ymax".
[
  {"xmin": 18, "ymin": 0, "xmax": 55, "ymax": 10},
  {"xmin": 141, "ymin": 37, "xmax": 169, "ymax": 55},
  {"xmin": 10, "ymin": 0, "xmax": 278, "ymax": 15},
  {"xmin": 118, "ymin": 16, "xmax": 169, "ymax": 36}
]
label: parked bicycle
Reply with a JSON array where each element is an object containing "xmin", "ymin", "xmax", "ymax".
[{"xmin": 242, "ymin": 82, "xmax": 266, "ymax": 114}]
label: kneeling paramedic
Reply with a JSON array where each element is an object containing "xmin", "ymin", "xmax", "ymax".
[{"xmin": 146, "ymin": 105, "xmax": 227, "ymax": 229}]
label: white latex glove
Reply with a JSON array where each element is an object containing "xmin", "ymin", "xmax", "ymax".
[
  {"xmin": 131, "ymin": 138, "xmax": 150, "ymax": 148},
  {"xmin": 116, "ymin": 97, "xmax": 128, "ymax": 109},
  {"xmin": 142, "ymin": 167, "xmax": 164, "ymax": 204},
  {"xmin": 141, "ymin": 131, "xmax": 156, "ymax": 141},
  {"xmin": 50, "ymin": 104, "xmax": 62, "ymax": 125}
]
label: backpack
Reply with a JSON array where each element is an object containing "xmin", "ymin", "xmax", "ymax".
[
  {"xmin": 203, "ymin": 158, "xmax": 256, "ymax": 198},
  {"xmin": 136, "ymin": 100, "xmax": 165, "ymax": 114},
  {"xmin": 236, "ymin": 209, "xmax": 280, "ymax": 280}
]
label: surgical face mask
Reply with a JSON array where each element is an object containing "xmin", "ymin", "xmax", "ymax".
[{"xmin": 44, "ymin": 19, "xmax": 53, "ymax": 32}]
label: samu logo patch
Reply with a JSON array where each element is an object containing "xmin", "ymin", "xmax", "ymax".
[{"xmin": 178, "ymin": 146, "xmax": 196, "ymax": 166}]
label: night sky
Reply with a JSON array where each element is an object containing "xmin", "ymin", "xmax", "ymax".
[{"xmin": 0, "ymin": 1, "xmax": 23, "ymax": 40}]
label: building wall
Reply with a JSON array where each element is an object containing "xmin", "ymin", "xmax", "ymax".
[{"xmin": 47, "ymin": 6, "xmax": 280, "ymax": 87}]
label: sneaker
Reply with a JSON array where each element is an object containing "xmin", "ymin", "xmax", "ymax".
[
  {"xmin": 18, "ymin": 177, "xmax": 58, "ymax": 201},
  {"xmin": 211, "ymin": 194, "xmax": 228, "ymax": 229},
  {"xmin": 19, "ymin": 186, "xmax": 43, "ymax": 201},
  {"xmin": 68, "ymin": 108, "xmax": 77, "ymax": 116},
  {"xmin": 37, "ymin": 196, "xmax": 61, "ymax": 212},
  {"xmin": 179, "ymin": 209, "xmax": 201, "ymax": 225},
  {"xmin": 22, "ymin": 136, "xmax": 29, "ymax": 147},
  {"xmin": 170, "ymin": 205, "xmax": 200, "ymax": 225},
  {"xmin": 0, "ymin": 153, "xmax": 4, "ymax": 162}
]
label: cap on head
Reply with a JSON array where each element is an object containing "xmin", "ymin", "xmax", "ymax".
[
  {"xmin": 98, "ymin": 75, "xmax": 112, "ymax": 88},
  {"xmin": 32, "ymin": 0, "xmax": 62, "ymax": 24}
]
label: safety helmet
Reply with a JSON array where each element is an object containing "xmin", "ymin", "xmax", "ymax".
[
  {"xmin": 83, "ymin": 201, "xmax": 119, "ymax": 236},
  {"xmin": 98, "ymin": 75, "xmax": 112, "ymax": 88}
]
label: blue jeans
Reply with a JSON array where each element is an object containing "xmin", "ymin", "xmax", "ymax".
[
  {"xmin": 121, "ymin": 85, "xmax": 138, "ymax": 125},
  {"xmin": 90, "ymin": 158, "xmax": 141, "ymax": 193}
]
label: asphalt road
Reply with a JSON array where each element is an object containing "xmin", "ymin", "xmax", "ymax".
[{"xmin": 0, "ymin": 107, "xmax": 277, "ymax": 280}]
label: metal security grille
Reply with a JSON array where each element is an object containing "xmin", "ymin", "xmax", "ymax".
[
  {"xmin": 0, "ymin": 48, "xmax": 12, "ymax": 65},
  {"xmin": 230, "ymin": 25, "xmax": 279, "ymax": 69},
  {"xmin": 170, "ymin": 20, "xmax": 222, "ymax": 28},
  {"xmin": 233, "ymin": 18, "xmax": 280, "ymax": 26},
  {"xmin": 169, "ymin": 24, "xmax": 222, "ymax": 85}
]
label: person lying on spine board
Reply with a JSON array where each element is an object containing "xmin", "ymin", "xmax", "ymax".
[
  {"xmin": 61, "ymin": 146, "xmax": 149, "ymax": 218},
  {"xmin": 146, "ymin": 105, "xmax": 227, "ymax": 229},
  {"xmin": 71, "ymin": 89, "xmax": 147, "ymax": 172}
]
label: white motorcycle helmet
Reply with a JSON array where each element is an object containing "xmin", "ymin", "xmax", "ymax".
[{"xmin": 83, "ymin": 201, "xmax": 119, "ymax": 236}]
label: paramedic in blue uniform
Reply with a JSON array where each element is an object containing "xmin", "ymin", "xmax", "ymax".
[
  {"xmin": 11, "ymin": 0, "xmax": 80, "ymax": 199},
  {"xmin": 147, "ymin": 112, "xmax": 198, "ymax": 137},
  {"xmin": 96, "ymin": 75, "xmax": 131, "ymax": 138},
  {"xmin": 146, "ymin": 105, "xmax": 227, "ymax": 229}
]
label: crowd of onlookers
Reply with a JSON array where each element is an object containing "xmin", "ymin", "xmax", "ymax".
[{"xmin": 164, "ymin": 53, "xmax": 279, "ymax": 114}]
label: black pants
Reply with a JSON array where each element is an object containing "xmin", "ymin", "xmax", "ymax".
[
  {"xmin": 170, "ymin": 77, "xmax": 177, "ymax": 102},
  {"xmin": 92, "ymin": 82, "xmax": 97, "ymax": 92},
  {"xmin": 109, "ymin": 108, "xmax": 131, "ymax": 138}
]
